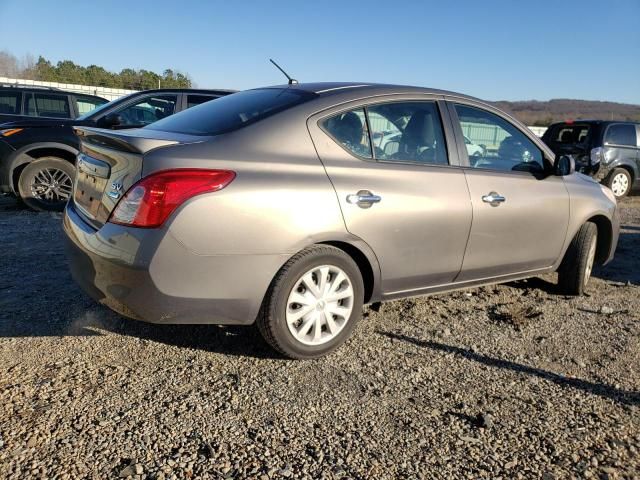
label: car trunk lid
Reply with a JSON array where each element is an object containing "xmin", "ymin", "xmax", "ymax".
[{"xmin": 72, "ymin": 126, "xmax": 205, "ymax": 228}]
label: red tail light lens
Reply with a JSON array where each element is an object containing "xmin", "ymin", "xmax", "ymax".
[{"xmin": 108, "ymin": 169, "xmax": 235, "ymax": 228}]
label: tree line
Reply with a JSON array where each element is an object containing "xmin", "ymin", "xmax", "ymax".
[
  {"xmin": 492, "ymin": 99, "xmax": 640, "ymax": 126},
  {"xmin": 0, "ymin": 51, "xmax": 192, "ymax": 90}
]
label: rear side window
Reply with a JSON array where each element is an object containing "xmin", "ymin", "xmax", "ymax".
[
  {"xmin": 322, "ymin": 102, "xmax": 448, "ymax": 165},
  {"xmin": 0, "ymin": 92, "xmax": 20, "ymax": 114},
  {"xmin": 75, "ymin": 96, "xmax": 107, "ymax": 115},
  {"xmin": 25, "ymin": 93, "xmax": 71, "ymax": 118},
  {"xmin": 605, "ymin": 124, "xmax": 637, "ymax": 147},
  {"xmin": 367, "ymin": 102, "xmax": 448, "ymax": 165},
  {"xmin": 146, "ymin": 88, "xmax": 318, "ymax": 135},
  {"xmin": 323, "ymin": 109, "xmax": 372, "ymax": 159}
]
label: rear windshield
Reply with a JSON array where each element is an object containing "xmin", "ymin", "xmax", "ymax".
[
  {"xmin": 546, "ymin": 124, "xmax": 591, "ymax": 145},
  {"xmin": 145, "ymin": 88, "xmax": 317, "ymax": 135}
]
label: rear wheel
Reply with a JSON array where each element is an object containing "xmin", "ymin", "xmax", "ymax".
[
  {"xmin": 18, "ymin": 157, "xmax": 74, "ymax": 211},
  {"xmin": 557, "ymin": 222, "xmax": 598, "ymax": 295},
  {"xmin": 257, "ymin": 245, "xmax": 364, "ymax": 359},
  {"xmin": 605, "ymin": 168, "xmax": 631, "ymax": 198}
]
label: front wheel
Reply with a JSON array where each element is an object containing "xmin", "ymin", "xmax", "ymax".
[
  {"xmin": 257, "ymin": 245, "xmax": 364, "ymax": 359},
  {"xmin": 557, "ymin": 222, "xmax": 597, "ymax": 295},
  {"xmin": 18, "ymin": 157, "xmax": 75, "ymax": 211},
  {"xmin": 605, "ymin": 168, "xmax": 632, "ymax": 198}
]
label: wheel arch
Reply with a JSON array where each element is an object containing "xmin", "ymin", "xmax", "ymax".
[
  {"xmin": 9, "ymin": 142, "xmax": 78, "ymax": 194},
  {"xmin": 586, "ymin": 214, "xmax": 614, "ymax": 265},
  {"xmin": 555, "ymin": 211, "xmax": 615, "ymax": 270},
  {"xmin": 319, "ymin": 240, "xmax": 378, "ymax": 304},
  {"xmin": 607, "ymin": 161, "xmax": 637, "ymax": 183}
]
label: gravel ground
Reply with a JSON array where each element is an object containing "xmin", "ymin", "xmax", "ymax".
[{"xmin": 0, "ymin": 194, "xmax": 639, "ymax": 479}]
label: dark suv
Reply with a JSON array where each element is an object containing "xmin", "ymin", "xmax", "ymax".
[
  {"xmin": 542, "ymin": 120, "xmax": 639, "ymax": 197},
  {"xmin": 0, "ymin": 88, "xmax": 233, "ymax": 210},
  {"xmin": 0, "ymin": 84, "xmax": 107, "ymax": 123}
]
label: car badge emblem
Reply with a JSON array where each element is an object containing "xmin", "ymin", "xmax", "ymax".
[{"xmin": 107, "ymin": 182, "xmax": 124, "ymax": 200}]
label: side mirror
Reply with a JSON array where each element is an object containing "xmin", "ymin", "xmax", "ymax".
[
  {"xmin": 554, "ymin": 155, "xmax": 575, "ymax": 176},
  {"xmin": 98, "ymin": 113, "xmax": 123, "ymax": 128}
]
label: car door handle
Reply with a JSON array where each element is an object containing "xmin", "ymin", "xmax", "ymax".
[
  {"xmin": 346, "ymin": 190, "xmax": 382, "ymax": 208},
  {"xmin": 482, "ymin": 192, "xmax": 506, "ymax": 206}
]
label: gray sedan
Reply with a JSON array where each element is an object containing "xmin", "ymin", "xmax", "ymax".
[{"xmin": 63, "ymin": 83, "xmax": 619, "ymax": 359}]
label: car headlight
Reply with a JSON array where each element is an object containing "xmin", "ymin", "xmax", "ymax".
[{"xmin": 590, "ymin": 147, "xmax": 603, "ymax": 165}]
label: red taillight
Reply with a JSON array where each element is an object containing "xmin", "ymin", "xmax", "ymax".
[{"xmin": 108, "ymin": 169, "xmax": 235, "ymax": 228}]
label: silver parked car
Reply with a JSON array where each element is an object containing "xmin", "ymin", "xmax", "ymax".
[{"xmin": 63, "ymin": 83, "xmax": 620, "ymax": 359}]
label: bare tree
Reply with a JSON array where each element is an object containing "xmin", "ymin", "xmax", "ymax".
[
  {"xmin": 0, "ymin": 50, "xmax": 20, "ymax": 77},
  {"xmin": 20, "ymin": 53, "xmax": 36, "ymax": 79}
]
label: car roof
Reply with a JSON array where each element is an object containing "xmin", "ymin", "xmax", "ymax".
[
  {"xmin": 1, "ymin": 84, "xmax": 66, "ymax": 92},
  {"xmin": 262, "ymin": 82, "xmax": 482, "ymax": 101},
  {"xmin": 133, "ymin": 88, "xmax": 236, "ymax": 95},
  {"xmin": 0, "ymin": 84, "xmax": 107, "ymax": 100},
  {"xmin": 0, "ymin": 85, "xmax": 235, "ymax": 98}
]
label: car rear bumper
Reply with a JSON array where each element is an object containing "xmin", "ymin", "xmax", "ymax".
[{"xmin": 63, "ymin": 201, "xmax": 288, "ymax": 325}]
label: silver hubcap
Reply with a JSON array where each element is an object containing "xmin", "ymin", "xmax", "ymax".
[
  {"xmin": 286, "ymin": 265, "xmax": 354, "ymax": 346},
  {"xmin": 584, "ymin": 236, "xmax": 597, "ymax": 287},
  {"xmin": 30, "ymin": 168, "xmax": 72, "ymax": 202},
  {"xmin": 611, "ymin": 173, "xmax": 629, "ymax": 197}
]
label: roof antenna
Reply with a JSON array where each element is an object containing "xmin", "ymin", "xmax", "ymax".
[{"xmin": 270, "ymin": 59, "xmax": 298, "ymax": 85}]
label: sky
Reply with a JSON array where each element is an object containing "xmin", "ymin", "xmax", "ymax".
[{"xmin": 1, "ymin": 0, "xmax": 639, "ymax": 104}]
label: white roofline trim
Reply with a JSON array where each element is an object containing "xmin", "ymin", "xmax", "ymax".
[{"xmin": 316, "ymin": 84, "xmax": 370, "ymax": 94}]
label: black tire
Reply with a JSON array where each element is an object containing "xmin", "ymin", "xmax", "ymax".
[
  {"xmin": 257, "ymin": 245, "xmax": 364, "ymax": 359},
  {"xmin": 557, "ymin": 222, "xmax": 598, "ymax": 296},
  {"xmin": 18, "ymin": 157, "xmax": 75, "ymax": 212},
  {"xmin": 605, "ymin": 167, "xmax": 632, "ymax": 198}
]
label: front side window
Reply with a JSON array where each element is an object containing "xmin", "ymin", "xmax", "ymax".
[
  {"xmin": 454, "ymin": 104, "xmax": 544, "ymax": 173},
  {"xmin": 115, "ymin": 95, "xmax": 177, "ymax": 126},
  {"xmin": 0, "ymin": 92, "xmax": 20, "ymax": 115},
  {"xmin": 25, "ymin": 93, "xmax": 71, "ymax": 118},
  {"xmin": 323, "ymin": 109, "xmax": 372, "ymax": 158},
  {"xmin": 368, "ymin": 102, "xmax": 448, "ymax": 165},
  {"xmin": 605, "ymin": 124, "xmax": 637, "ymax": 147},
  {"xmin": 187, "ymin": 94, "xmax": 217, "ymax": 109},
  {"xmin": 75, "ymin": 96, "xmax": 107, "ymax": 115}
]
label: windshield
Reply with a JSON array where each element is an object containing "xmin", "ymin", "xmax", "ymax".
[
  {"xmin": 76, "ymin": 93, "xmax": 138, "ymax": 121},
  {"xmin": 145, "ymin": 88, "xmax": 317, "ymax": 135}
]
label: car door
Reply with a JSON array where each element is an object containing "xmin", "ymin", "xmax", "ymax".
[
  {"xmin": 308, "ymin": 97, "xmax": 472, "ymax": 295},
  {"xmin": 448, "ymin": 102, "xmax": 570, "ymax": 281}
]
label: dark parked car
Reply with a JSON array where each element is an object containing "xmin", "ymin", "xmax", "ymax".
[
  {"xmin": 0, "ymin": 84, "xmax": 107, "ymax": 123},
  {"xmin": 542, "ymin": 120, "xmax": 639, "ymax": 197},
  {"xmin": 0, "ymin": 88, "xmax": 233, "ymax": 210}
]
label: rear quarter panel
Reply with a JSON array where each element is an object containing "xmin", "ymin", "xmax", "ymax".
[{"xmin": 143, "ymin": 111, "xmax": 349, "ymax": 256}]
